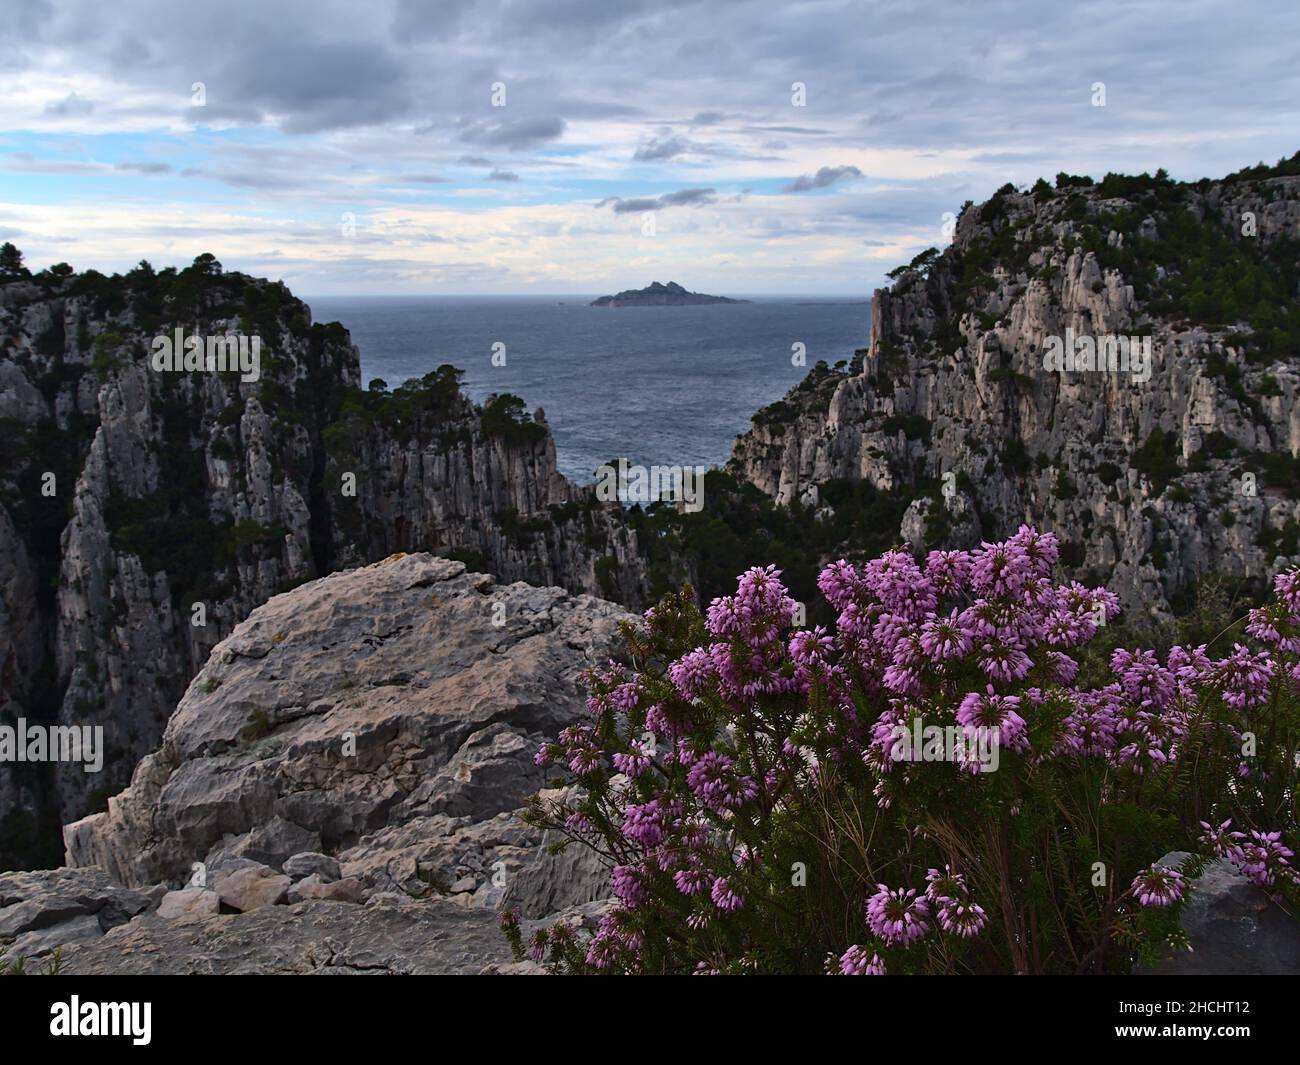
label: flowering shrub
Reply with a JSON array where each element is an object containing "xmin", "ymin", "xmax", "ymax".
[{"xmin": 519, "ymin": 527, "xmax": 1299, "ymax": 974}]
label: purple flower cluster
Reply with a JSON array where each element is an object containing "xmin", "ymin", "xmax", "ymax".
[
  {"xmin": 1199, "ymin": 819, "xmax": 1296, "ymax": 888},
  {"xmin": 1130, "ymin": 865, "xmax": 1187, "ymax": 907},
  {"xmin": 533, "ymin": 528, "xmax": 1300, "ymax": 974},
  {"xmin": 865, "ymin": 885, "xmax": 931, "ymax": 947}
]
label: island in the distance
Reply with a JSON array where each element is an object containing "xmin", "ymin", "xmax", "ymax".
[{"xmin": 590, "ymin": 280, "xmax": 750, "ymax": 307}]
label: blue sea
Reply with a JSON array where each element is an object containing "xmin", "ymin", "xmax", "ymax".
[{"xmin": 308, "ymin": 296, "xmax": 871, "ymax": 484}]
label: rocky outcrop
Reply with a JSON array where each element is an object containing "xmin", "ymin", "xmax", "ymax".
[
  {"xmin": 0, "ymin": 554, "xmax": 628, "ymax": 970},
  {"xmin": 61, "ymin": 552, "xmax": 626, "ymax": 900},
  {"xmin": 0, "ymin": 866, "xmax": 151, "ymax": 961},
  {"xmin": 730, "ymin": 163, "xmax": 1300, "ymax": 624},
  {"xmin": 0, "ymin": 260, "xmax": 646, "ymax": 868}
]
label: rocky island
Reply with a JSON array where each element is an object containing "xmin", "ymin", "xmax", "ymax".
[{"xmin": 589, "ymin": 281, "xmax": 749, "ymax": 307}]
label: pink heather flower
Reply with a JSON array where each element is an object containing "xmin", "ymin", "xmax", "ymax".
[
  {"xmin": 924, "ymin": 549, "xmax": 972, "ymax": 596},
  {"xmin": 919, "ymin": 610, "xmax": 973, "ymax": 661},
  {"xmin": 865, "ymin": 884, "xmax": 931, "ymax": 947},
  {"xmin": 686, "ymin": 751, "xmax": 758, "ymax": 811},
  {"xmin": 1274, "ymin": 569, "xmax": 1300, "ymax": 614},
  {"xmin": 938, "ymin": 898, "xmax": 988, "ymax": 937},
  {"xmin": 839, "ymin": 945, "xmax": 886, "ymax": 975},
  {"xmin": 1044, "ymin": 608, "xmax": 1086, "ymax": 647},
  {"xmin": 644, "ymin": 703, "xmax": 676, "ymax": 738},
  {"xmin": 1111, "ymin": 648, "xmax": 1176, "ymax": 710},
  {"xmin": 1198, "ymin": 819, "xmax": 1245, "ymax": 863},
  {"xmin": 956, "ymin": 686, "xmax": 1028, "ymax": 751},
  {"xmin": 528, "ymin": 930, "xmax": 548, "ymax": 962},
  {"xmin": 609, "ymin": 679, "xmax": 642, "ymax": 712},
  {"xmin": 1046, "ymin": 650, "xmax": 1079, "ymax": 685},
  {"xmin": 1245, "ymin": 608, "xmax": 1288, "ymax": 647},
  {"xmin": 924, "ymin": 865, "xmax": 968, "ymax": 905},
  {"xmin": 622, "ymin": 800, "xmax": 668, "ymax": 847},
  {"xmin": 1130, "ymin": 866, "xmax": 1187, "ymax": 907},
  {"xmin": 610, "ymin": 865, "xmax": 650, "ymax": 908},
  {"xmin": 710, "ymin": 876, "xmax": 745, "ymax": 912},
  {"xmin": 1214, "ymin": 644, "xmax": 1275, "ymax": 710},
  {"xmin": 864, "ymin": 550, "xmax": 936, "ymax": 618},
  {"xmin": 1235, "ymin": 831, "xmax": 1295, "ymax": 888},
  {"xmin": 585, "ymin": 932, "xmax": 621, "ymax": 969},
  {"xmin": 668, "ymin": 647, "xmax": 716, "ymax": 700},
  {"xmin": 673, "ymin": 867, "xmax": 710, "ymax": 896},
  {"xmin": 817, "ymin": 559, "xmax": 864, "ymax": 609},
  {"xmin": 613, "ymin": 745, "xmax": 652, "ymax": 778},
  {"xmin": 970, "ymin": 539, "xmax": 1034, "ymax": 597},
  {"xmin": 789, "ymin": 625, "xmax": 834, "ymax": 664},
  {"xmin": 979, "ymin": 641, "xmax": 1033, "ymax": 683},
  {"xmin": 1009, "ymin": 524, "xmax": 1060, "ymax": 575}
]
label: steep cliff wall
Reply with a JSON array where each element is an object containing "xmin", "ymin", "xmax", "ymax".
[
  {"xmin": 0, "ymin": 258, "xmax": 644, "ymax": 867},
  {"xmin": 731, "ymin": 159, "xmax": 1300, "ymax": 624}
]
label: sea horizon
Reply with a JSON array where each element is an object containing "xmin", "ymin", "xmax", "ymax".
[{"xmin": 311, "ymin": 293, "xmax": 873, "ymax": 484}]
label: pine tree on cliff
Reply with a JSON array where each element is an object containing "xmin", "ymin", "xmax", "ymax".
[{"xmin": 0, "ymin": 241, "xmax": 29, "ymax": 281}]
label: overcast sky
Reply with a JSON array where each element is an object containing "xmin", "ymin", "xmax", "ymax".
[{"xmin": 2, "ymin": 0, "xmax": 1298, "ymax": 295}]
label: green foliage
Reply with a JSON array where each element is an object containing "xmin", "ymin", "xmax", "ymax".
[
  {"xmin": 880, "ymin": 413, "xmax": 931, "ymax": 442},
  {"xmin": 0, "ymin": 241, "xmax": 29, "ymax": 281},
  {"xmin": 480, "ymin": 394, "xmax": 548, "ymax": 447},
  {"xmin": 1132, "ymin": 430, "xmax": 1181, "ymax": 492},
  {"xmin": 628, "ymin": 469, "xmax": 910, "ymax": 624}
]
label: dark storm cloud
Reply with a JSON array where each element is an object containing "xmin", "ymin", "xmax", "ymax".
[
  {"xmin": 783, "ymin": 165, "xmax": 863, "ymax": 193},
  {"xmin": 12, "ymin": 0, "xmax": 1300, "ymax": 185}
]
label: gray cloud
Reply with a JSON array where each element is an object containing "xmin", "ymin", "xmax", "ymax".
[
  {"xmin": 458, "ymin": 116, "xmax": 566, "ymax": 150},
  {"xmin": 44, "ymin": 92, "xmax": 94, "ymax": 116},
  {"xmin": 783, "ymin": 165, "xmax": 864, "ymax": 193},
  {"xmin": 633, "ymin": 134, "xmax": 691, "ymax": 161},
  {"xmin": 487, "ymin": 168, "xmax": 519, "ymax": 181},
  {"xmin": 599, "ymin": 187, "xmax": 717, "ymax": 213},
  {"xmin": 117, "ymin": 161, "xmax": 172, "ymax": 174}
]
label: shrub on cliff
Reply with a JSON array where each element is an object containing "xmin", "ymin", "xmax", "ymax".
[{"xmin": 519, "ymin": 527, "xmax": 1299, "ymax": 974}]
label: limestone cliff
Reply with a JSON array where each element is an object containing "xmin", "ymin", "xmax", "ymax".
[
  {"xmin": 730, "ymin": 158, "xmax": 1300, "ymax": 624},
  {"xmin": 0, "ymin": 258, "xmax": 645, "ymax": 867}
]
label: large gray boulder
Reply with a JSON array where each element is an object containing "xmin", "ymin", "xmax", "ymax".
[
  {"xmin": 0, "ymin": 553, "xmax": 628, "ymax": 972},
  {"xmin": 1142, "ymin": 852, "xmax": 1300, "ymax": 975}
]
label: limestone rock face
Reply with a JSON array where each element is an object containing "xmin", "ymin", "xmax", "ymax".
[
  {"xmin": 0, "ymin": 266, "xmax": 646, "ymax": 868},
  {"xmin": 730, "ymin": 172, "xmax": 1300, "ymax": 624},
  {"xmin": 0, "ymin": 866, "xmax": 151, "ymax": 958},
  {"xmin": 54, "ymin": 896, "xmax": 603, "ymax": 975},
  {"xmin": 0, "ymin": 553, "xmax": 631, "ymax": 971}
]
